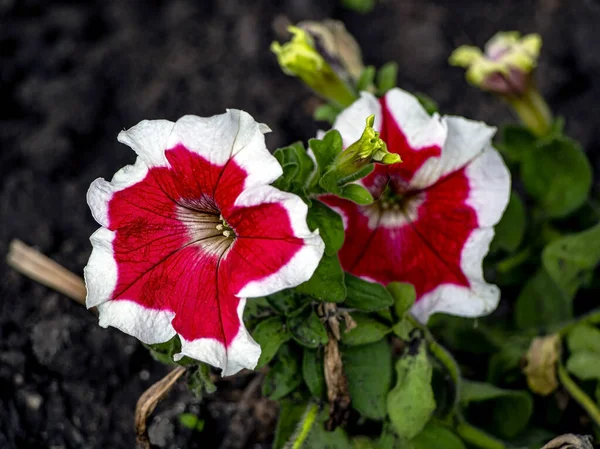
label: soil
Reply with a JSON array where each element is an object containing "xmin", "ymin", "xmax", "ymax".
[{"xmin": 1, "ymin": 0, "xmax": 599, "ymax": 448}]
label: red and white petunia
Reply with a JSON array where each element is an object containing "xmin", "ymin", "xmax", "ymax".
[
  {"xmin": 321, "ymin": 88, "xmax": 510, "ymax": 322},
  {"xmin": 84, "ymin": 110, "xmax": 324, "ymax": 376}
]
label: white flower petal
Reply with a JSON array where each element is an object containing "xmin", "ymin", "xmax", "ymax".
[
  {"xmin": 466, "ymin": 144, "xmax": 511, "ymax": 227},
  {"xmin": 117, "ymin": 119, "xmax": 174, "ymax": 168},
  {"xmin": 175, "ymin": 299, "xmax": 260, "ymax": 376},
  {"xmin": 333, "ymin": 91, "xmax": 382, "ymax": 147}
]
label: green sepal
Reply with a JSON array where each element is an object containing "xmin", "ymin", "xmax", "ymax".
[
  {"xmin": 252, "ymin": 316, "xmax": 291, "ymax": 369},
  {"xmin": 187, "ymin": 363, "xmax": 217, "ymax": 400},
  {"xmin": 146, "ymin": 335, "xmax": 181, "ymax": 365},
  {"xmin": 295, "ymin": 254, "xmax": 346, "ymax": 302},
  {"xmin": 287, "ymin": 304, "xmax": 329, "ymax": 348},
  {"xmin": 344, "ymin": 273, "xmax": 395, "ymax": 311},
  {"xmin": 344, "ymin": 339, "xmax": 393, "ymax": 421},
  {"xmin": 262, "ymin": 343, "xmax": 303, "ymax": 400},
  {"xmin": 340, "ymin": 183, "xmax": 374, "ymax": 205},
  {"xmin": 307, "ymin": 200, "xmax": 345, "ymax": 256}
]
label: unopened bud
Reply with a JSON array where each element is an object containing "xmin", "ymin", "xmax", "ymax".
[{"xmin": 271, "ymin": 26, "xmax": 357, "ymax": 108}]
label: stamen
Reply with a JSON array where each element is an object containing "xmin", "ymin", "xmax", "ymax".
[
  {"xmin": 216, "ymin": 224, "xmax": 224, "ymax": 231},
  {"xmin": 223, "ymin": 230, "xmax": 232, "ymax": 238}
]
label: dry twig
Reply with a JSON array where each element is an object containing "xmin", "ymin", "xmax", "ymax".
[
  {"xmin": 135, "ymin": 365, "xmax": 187, "ymax": 449},
  {"xmin": 7, "ymin": 239, "xmax": 88, "ymax": 307},
  {"xmin": 540, "ymin": 434, "xmax": 593, "ymax": 449}
]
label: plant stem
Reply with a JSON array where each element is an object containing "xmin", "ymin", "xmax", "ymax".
[
  {"xmin": 286, "ymin": 402, "xmax": 320, "ymax": 449},
  {"xmin": 506, "ymin": 86, "xmax": 553, "ymax": 137},
  {"xmin": 455, "ymin": 420, "xmax": 507, "ymax": 449},
  {"xmin": 557, "ymin": 362, "xmax": 600, "ymax": 428}
]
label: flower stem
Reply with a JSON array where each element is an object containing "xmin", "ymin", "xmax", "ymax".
[
  {"xmin": 506, "ymin": 86, "xmax": 553, "ymax": 137},
  {"xmin": 557, "ymin": 362, "xmax": 600, "ymax": 427},
  {"xmin": 455, "ymin": 420, "xmax": 507, "ymax": 449},
  {"xmin": 286, "ymin": 402, "xmax": 320, "ymax": 449}
]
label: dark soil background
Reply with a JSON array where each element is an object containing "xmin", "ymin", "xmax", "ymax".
[{"xmin": 1, "ymin": 0, "xmax": 599, "ymax": 448}]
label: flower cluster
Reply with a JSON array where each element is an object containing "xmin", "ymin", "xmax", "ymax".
[{"xmin": 85, "ymin": 94, "xmax": 509, "ymax": 375}]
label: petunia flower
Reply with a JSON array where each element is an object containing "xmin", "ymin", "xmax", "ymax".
[
  {"xmin": 321, "ymin": 88, "xmax": 510, "ymax": 322},
  {"xmin": 84, "ymin": 110, "xmax": 325, "ymax": 376}
]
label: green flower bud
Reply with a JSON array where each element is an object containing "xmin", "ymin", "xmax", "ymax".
[
  {"xmin": 271, "ymin": 26, "xmax": 357, "ymax": 108},
  {"xmin": 321, "ymin": 114, "xmax": 401, "ymax": 192}
]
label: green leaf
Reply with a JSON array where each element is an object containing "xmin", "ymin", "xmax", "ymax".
[
  {"xmin": 262, "ymin": 343, "xmax": 303, "ymax": 400},
  {"xmin": 295, "ymin": 254, "xmax": 346, "ymax": 302},
  {"xmin": 567, "ymin": 324, "xmax": 600, "ymax": 354},
  {"xmin": 387, "ymin": 282, "xmax": 416, "ymax": 318},
  {"xmin": 387, "ymin": 340, "xmax": 436, "ymax": 439},
  {"xmin": 491, "ymin": 191, "xmax": 526, "ymax": 253},
  {"xmin": 344, "ymin": 274, "xmax": 394, "ymax": 311},
  {"xmin": 356, "ymin": 66, "xmax": 376, "ymax": 92},
  {"xmin": 344, "ymin": 339, "xmax": 393, "ymax": 420},
  {"xmin": 273, "ymin": 142, "xmax": 314, "ymax": 195},
  {"xmin": 340, "ymin": 183, "xmax": 374, "ymax": 205},
  {"xmin": 392, "ymin": 318, "xmax": 414, "ymax": 340},
  {"xmin": 414, "ymin": 92, "xmax": 439, "ymax": 115},
  {"xmin": 376, "ymin": 62, "xmax": 398, "ymax": 96},
  {"xmin": 303, "ymin": 348, "xmax": 326, "ymax": 400},
  {"xmin": 309, "ymin": 130, "xmax": 343, "ymax": 176},
  {"xmin": 499, "ymin": 124, "xmax": 536, "ymax": 163},
  {"xmin": 243, "ymin": 297, "xmax": 274, "ymax": 331},
  {"xmin": 146, "ymin": 336, "xmax": 181, "ymax": 365},
  {"xmin": 460, "ymin": 380, "xmax": 533, "ymax": 439},
  {"xmin": 252, "ymin": 316, "xmax": 291, "ymax": 368},
  {"xmin": 341, "ymin": 313, "xmax": 391, "ymax": 346},
  {"xmin": 267, "ymin": 289, "xmax": 305, "ymax": 316},
  {"xmin": 288, "ymin": 305, "xmax": 329, "ymax": 348},
  {"xmin": 514, "ymin": 268, "xmax": 571, "ymax": 330},
  {"xmin": 307, "ymin": 200, "xmax": 345, "ymax": 256},
  {"xmin": 543, "ymin": 222, "xmax": 600, "ymax": 298},
  {"xmin": 410, "ymin": 422, "xmax": 466, "ymax": 449},
  {"xmin": 305, "ymin": 410, "xmax": 352, "ymax": 449},
  {"xmin": 273, "ymin": 398, "xmax": 308, "ymax": 449},
  {"xmin": 566, "ymin": 351, "xmax": 600, "ymax": 380},
  {"xmin": 314, "ymin": 103, "xmax": 342, "ymax": 125},
  {"xmin": 377, "ymin": 423, "xmax": 404, "ymax": 449},
  {"xmin": 521, "ymin": 135, "xmax": 592, "ymax": 218},
  {"xmin": 187, "ymin": 363, "xmax": 217, "ymax": 399}
]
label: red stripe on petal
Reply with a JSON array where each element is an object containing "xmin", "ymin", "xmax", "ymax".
[{"xmin": 378, "ymin": 96, "xmax": 441, "ymax": 185}]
